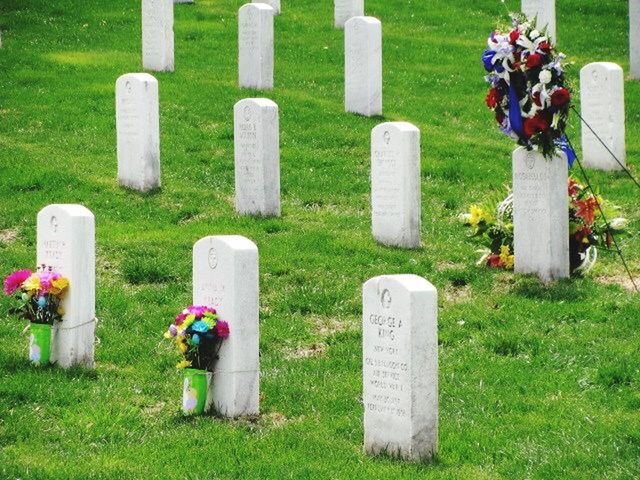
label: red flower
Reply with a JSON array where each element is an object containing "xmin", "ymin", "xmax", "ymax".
[
  {"xmin": 532, "ymin": 92, "xmax": 542, "ymax": 107},
  {"xmin": 485, "ymin": 88, "xmax": 501, "ymax": 109},
  {"xmin": 487, "ymin": 255, "xmax": 503, "ymax": 268},
  {"xmin": 568, "ymin": 178, "xmax": 581, "ymax": 197},
  {"xmin": 216, "ymin": 320, "xmax": 230, "ymax": 339},
  {"xmin": 496, "ymin": 111, "xmax": 505, "ymax": 124},
  {"xmin": 538, "ymin": 41, "xmax": 551, "ymax": 52},
  {"xmin": 509, "ymin": 29, "xmax": 520, "ymax": 43},
  {"xmin": 551, "ymin": 88, "xmax": 571, "ymax": 106},
  {"xmin": 575, "ymin": 226, "xmax": 593, "ymax": 243},
  {"xmin": 526, "ymin": 53, "xmax": 542, "ymax": 68},
  {"xmin": 575, "ymin": 197, "xmax": 598, "ymax": 226},
  {"xmin": 523, "ymin": 114, "xmax": 550, "ymax": 138}
]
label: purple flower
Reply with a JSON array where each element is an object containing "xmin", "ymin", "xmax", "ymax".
[
  {"xmin": 38, "ymin": 270, "xmax": 60, "ymax": 295},
  {"xmin": 3, "ymin": 269, "xmax": 33, "ymax": 295},
  {"xmin": 216, "ymin": 320, "xmax": 230, "ymax": 339}
]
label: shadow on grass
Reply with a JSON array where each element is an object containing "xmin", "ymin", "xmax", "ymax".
[{"xmin": 510, "ymin": 275, "xmax": 588, "ymax": 302}]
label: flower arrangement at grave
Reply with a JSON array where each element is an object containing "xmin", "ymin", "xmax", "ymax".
[
  {"xmin": 460, "ymin": 178, "xmax": 627, "ymax": 273},
  {"xmin": 482, "ymin": 14, "xmax": 574, "ymax": 161},
  {"xmin": 164, "ymin": 305, "xmax": 230, "ymax": 415},
  {"xmin": 3, "ymin": 265, "xmax": 69, "ymax": 366}
]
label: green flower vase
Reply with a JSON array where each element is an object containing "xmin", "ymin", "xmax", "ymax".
[
  {"xmin": 29, "ymin": 323, "xmax": 52, "ymax": 366},
  {"xmin": 182, "ymin": 368, "xmax": 208, "ymax": 415}
]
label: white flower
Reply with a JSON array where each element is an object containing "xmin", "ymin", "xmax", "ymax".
[
  {"xmin": 530, "ymin": 30, "xmax": 540, "ymax": 40},
  {"xmin": 609, "ymin": 217, "xmax": 628, "ymax": 231},
  {"xmin": 539, "ymin": 69, "xmax": 552, "ymax": 84},
  {"xmin": 458, "ymin": 213, "xmax": 472, "ymax": 224}
]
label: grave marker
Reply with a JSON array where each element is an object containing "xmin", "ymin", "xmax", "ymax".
[
  {"xmin": 512, "ymin": 147, "xmax": 569, "ymax": 281},
  {"xmin": 580, "ymin": 62, "xmax": 626, "ymax": 171},
  {"xmin": 142, "ymin": 0, "xmax": 174, "ymax": 72},
  {"xmin": 345, "ymin": 16, "xmax": 382, "ymax": 117},
  {"xmin": 363, "ymin": 274, "xmax": 438, "ymax": 461},
  {"xmin": 371, "ymin": 122, "xmax": 421, "ymax": 248},
  {"xmin": 253, "ymin": 0, "xmax": 280, "ymax": 15},
  {"xmin": 37, "ymin": 205, "xmax": 96, "ymax": 369},
  {"xmin": 239, "ymin": 3, "xmax": 275, "ymax": 90},
  {"xmin": 193, "ymin": 236, "xmax": 260, "ymax": 417},
  {"xmin": 631, "ymin": 0, "xmax": 640, "ymax": 79},
  {"xmin": 522, "ymin": 0, "xmax": 556, "ymax": 41},
  {"xmin": 115, "ymin": 73, "xmax": 161, "ymax": 192},
  {"xmin": 335, "ymin": 0, "xmax": 364, "ymax": 29},
  {"xmin": 234, "ymin": 98, "xmax": 280, "ymax": 217}
]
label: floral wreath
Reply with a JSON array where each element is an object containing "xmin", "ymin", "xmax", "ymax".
[{"xmin": 483, "ymin": 14, "xmax": 575, "ymax": 161}]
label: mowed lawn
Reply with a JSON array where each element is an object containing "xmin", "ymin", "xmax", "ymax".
[{"xmin": 0, "ymin": 0, "xmax": 639, "ymax": 478}]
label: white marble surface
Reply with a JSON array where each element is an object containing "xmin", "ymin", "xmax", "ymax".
[
  {"xmin": 37, "ymin": 205, "xmax": 96, "ymax": 368},
  {"xmin": 115, "ymin": 73, "xmax": 161, "ymax": 192},
  {"xmin": 193, "ymin": 235, "xmax": 260, "ymax": 417},
  {"xmin": 345, "ymin": 16, "xmax": 382, "ymax": 117},
  {"xmin": 142, "ymin": 0, "xmax": 174, "ymax": 72},
  {"xmin": 253, "ymin": 0, "xmax": 280, "ymax": 15},
  {"xmin": 239, "ymin": 3, "xmax": 275, "ymax": 90},
  {"xmin": 363, "ymin": 274, "xmax": 438, "ymax": 461},
  {"xmin": 334, "ymin": 0, "xmax": 364, "ymax": 28},
  {"xmin": 522, "ymin": 0, "xmax": 556, "ymax": 41}
]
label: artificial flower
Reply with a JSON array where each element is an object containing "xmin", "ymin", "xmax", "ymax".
[
  {"xmin": 176, "ymin": 359, "xmax": 192, "ymax": 369},
  {"xmin": 3, "ymin": 269, "xmax": 32, "ymax": 295},
  {"xmin": 216, "ymin": 320, "xmax": 230, "ymax": 339},
  {"xmin": 21, "ymin": 274, "xmax": 41, "ymax": 294},
  {"xmin": 499, "ymin": 245, "xmax": 515, "ymax": 269},
  {"xmin": 49, "ymin": 277, "xmax": 69, "ymax": 296},
  {"xmin": 523, "ymin": 113, "xmax": 550, "ymax": 137},
  {"xmin": 551, "ymin": 87, "xmax": 570, "ymax": 106}
]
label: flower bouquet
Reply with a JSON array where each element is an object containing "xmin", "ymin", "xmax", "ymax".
[
  {"xmin": 483, "ymin": 14, "xmax": 573, "ymax": 160},
  {"xmin": 164, "ymin": 305, "xmax": 230, "ymax": 415},
  {"xmin": 461, "ymin": 178, "xmax": 626, "ymax": 274},
  {"xmin": 3, "ymin": 266, "xmax": 69, "ymax": 365}
]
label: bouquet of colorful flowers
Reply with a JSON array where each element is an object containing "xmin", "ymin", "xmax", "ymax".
[
  {"xmin": 3, "ymin": 265, "xmax": 69, "ymax": 325},
  {"xmin": 164, "ymin": 305, "xmax": 230, "ymax": 370},
  {"xmin": 483, "ymin": 14, "xmax": 573, "ymax": 160},
  {"xmin": 461, "ymin": 178, "xmax": 626, "ymax": 274}
]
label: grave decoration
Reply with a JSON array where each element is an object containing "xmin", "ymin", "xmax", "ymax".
[
  {"xmin": 483, "ymin": 14, "xmax": 574, "ymax": 161},
  {"xmin": 3, "ymin": 266, "xmax": 70, "ymax": 366},
  {"xmin": 164, "ymin": 305, "xmax": 230, "ymax": 415},
  {"xmin": 461, "ymin": 178, "xmax": 627, "ymax": 274}
]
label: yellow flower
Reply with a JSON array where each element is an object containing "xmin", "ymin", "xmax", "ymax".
[
  {"xmin": 57, "ymin": 306, "xmax": 65, "ymax": 316},
  {"xmin": 49, "ymin": 277, "xmax": 69, "ymax": 295},
  {"xmin": 469, "ymin": 205, "xmax": 486, "ymax": 228},
  {"xmin": 176, "ymin": 359, "xmax": 192, "ymax": 369},
  {"xmin": 22, "ymin": 274, "xmax": 41, "ymax": 293},
  {"xmin": 176, "ymin": 337, "xmax": 188, "ymax": 353},
  {"xmin": 182, "ymin": 314, "xmax": 196, "ymax": 329},
  {"xmin": 499, "ymin": 245, "xmax": 515, "ymax": 270}
]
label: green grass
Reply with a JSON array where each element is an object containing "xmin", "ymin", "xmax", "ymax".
[{"xmin": 1, "ymin": 0, "xmax": 639, "ymax": 478}]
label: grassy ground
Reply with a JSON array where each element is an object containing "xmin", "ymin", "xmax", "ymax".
[{"xmin": 0, "ymin": 0, "xmax": 639, "ymax": 478}]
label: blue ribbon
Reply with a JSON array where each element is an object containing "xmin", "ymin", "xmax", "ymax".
[
  {"xmin": 556, "ymin": 134, "xmax": 577, "ymax": 167},
  {"xmin": 508, "ymin": 83, "xmax": 525, "ymax": 140}
]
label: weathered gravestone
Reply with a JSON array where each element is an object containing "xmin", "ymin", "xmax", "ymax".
[
  {"xmin": 580, "ymin": 62, "xmax": 626, "ymax": 171},
  {"xmin": 512, "ymin": 147, "xmax": 569, "ymax": 281},
  {"xmin": 522, "ymin": 0, "xmax": 556, "ymax": 41},
  {"xmin": 371, "ymin": 122, "xmax": 421, "ymax": 248},
  {"xmin": 239, "ymin": 3, "xmax": 275, "ymax": 90},
  {"xmin": 253, "ymin": 0, "xmax": 280, "ymax": 15},
  {"xmin": 142, "ymin": 0, "xmax": 174, "ymax": 72},
  {"xmin": 234, "ymin": 98, "xmax": 280, "ymax": 217},
  {"xmin": 345, "ymin": 16, "xmax": 382, "ymax": 117},
  {"xmin": 115, "ymin": 73, "xmax": 161, "ymax": 192},
  {"xmin": 334, "ymin": 0, "xmax": 364, "ymax": 29},
  {"xmin": 362, "ymin": 274, "xmax": 438, "ymax": 461},
  {"xmin": 193, "ymin": 236, "xmax": 260, "ymax": 417},
  {"xmin": 37, "ymin": 205, "xmax": 96, "ymax": 369},
  {"xmin": 631, "ymin": 0, "xmax": 640, "ymax": 79}
]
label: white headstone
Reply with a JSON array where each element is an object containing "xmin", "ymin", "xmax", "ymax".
[
  {"xmin": 193, "ymin": 236, "xmax": 260, "ymax": 418},
  {"xmin": 631, "ymin": 0, "xmax": 640, "ymax": 79},
  {"xmin": 512, "ymin": 147, "xmax": 569, "ymax": 281},
  {"xmin": 345, "ymin": 16, "xmax": 382, "ymax": 117},
  {"xmin": 115, "ymin": 73, "xmax": 161, "ymax": 192},
  {"xmin": 37, "ymin": 205, "xmax": 96, "ymax": 369},
  {"xmin": 142, "ymin": 0, "xmax": 174, "ymax": 72},
  {"xmin": 363, "ymin": 274, "xmax": 438, "ymax": 461},
  {"xmin": 253, "ymin": 0, "xmax": 280, "ymax": 15},
  {"xmin": 334, "ymin": 0, "xmax": 364, "ymax": 28},
  {"xmin": 239, "ymin": 3, "xmax": 275, "ymax": 90},
  {"xmin": 371, "ymin": 122, "xmax": 421, "ymax": 248},
  {"xmin": 580, "ymin": 62, "xmax": 626, "ymax": 171},
  {"xmin": 234, "ymin": 98, "xmax": 280, "ymax": 216},
  {"xmin": 522, "ymin": 0, "xmax": 556, "ymax": 41}
]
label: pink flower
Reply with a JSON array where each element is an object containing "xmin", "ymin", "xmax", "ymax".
[
  {"xmin": 216, "ymin": 320, "xmax": 230, "ymax": 339},
  {"xmin": 187, "ymin": 305, "xmax": 208, "ymax": 318},
  {"xmin": 37, "ymin": 270, "xmax": 60, "ymax": 295},
  {"xmin": 3, "ymin": 269, "xmax": 33, "ymax": 295},
  {"xmin": 175, "ymin": 313, "xmax": 187, "ymax": 325}
]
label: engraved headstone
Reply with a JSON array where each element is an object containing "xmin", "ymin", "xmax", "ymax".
[
  {"xmin": 512, "ymin": 147, "xmax": 569, "ymax": 281},
  {"xmin": 580, "ymin": 62, "xmax": 626, "ymax": 171},
  {"xmin": 37, "ymin": 205, "xmax": 96, "ymax": 369},
  {"xmin": 363, "ymin": 274, "xmax": 438, "ymax": 461},
  {"xmin": 239, "ymin": 3, "xmax": 275, "ymax": 90},
  {"xmin": 345, "ymin": 16, "xmax": 382, "ymax": 117},
  {"xmin": 334, "ymin": 0, "xmax": 364, "ymax": 29},
  {"xmin": 234, "ymin": 98, "xmax": 280, "ymax": 216},
  {"xmin": 115, "ymin": 73, "xmax": 161, "ymax": 192},
  {"xmin": 371, "ymin": 122, "xmax": 421, "ymax": 248},
  {"xmin": 142, "ymin": 0, "xmax": 174, "ymax": 72},
  {"xmin": 631, "ymin": 0, "xmax": 640, "ymax": 79},
  {"xmin": 522, "ymin": 0, "xmax": 556, "ymax": 41},
  {"xmin": 193, "ymin": 236, "xmax": 260, "ymax": 417},
  {"xmin": 253, "ymin": 0, "xmax": 280, "ymax": 15}
]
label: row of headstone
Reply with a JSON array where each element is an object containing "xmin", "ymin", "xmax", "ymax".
[
  {"xmin": 142, "ymin": 0, "xmax": 174, "ymax": 72},
  {"xmin": 34, "ymin": 203, "xmax": 439, "ymax": 455}
]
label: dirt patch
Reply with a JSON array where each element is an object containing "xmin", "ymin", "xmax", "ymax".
[
  {"xmin": 0, "ymin": 229, "xmax": 18, "ymax": 244},
  {"xmin": 444, "ymin": 284, "xmax": 471, "ymax": 304},
  {"xmin": 311, "ymin": 315, "xmax": 358, "ymax": 337},
  {"xmin": 596, "ymin": 274, "xmax": 640, "ymax": 292},
  {"xmin": 285, "ymin": 342, "xmax": 326, "ymax": 360}
]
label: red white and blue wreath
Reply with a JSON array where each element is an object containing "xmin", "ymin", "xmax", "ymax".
[{"xmin": 482, "ymin": 14, "xmax": 576, "ymax": 163}]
